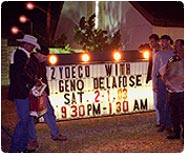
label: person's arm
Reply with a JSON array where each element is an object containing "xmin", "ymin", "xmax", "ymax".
[
  {"xmin": 151, "ymin": 53, "xmax": 160, "ymax": 93},
  {"xmin": 146, "ymin": 52, "xmax": 153, "ymax": 83},
  {"xmin": 14, "ymin": 51, "xmax": 37, "ymax": 90}
]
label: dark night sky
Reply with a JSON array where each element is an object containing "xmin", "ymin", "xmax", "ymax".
[
  {"xmin": 1, "ymin": 2, "xmax": 46, "ymax": 37},
  {"xmin": 1, "ymin": 1, "xmax": 63, "ymax": 43},
  {"xmin": 136, "ymin": 1, "xmax": 184, "ymax": 21}
]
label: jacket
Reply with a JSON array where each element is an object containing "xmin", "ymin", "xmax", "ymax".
[
  {"xmin": 27, "ymin": 54, "xmax": 50, "ymax": 95},
  {"xmin": 7, "ymin": 48, "xmax": 36, "ymax": 100}
]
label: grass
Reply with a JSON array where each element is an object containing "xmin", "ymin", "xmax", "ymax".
[{"xmin": 1, "ymin": 86, "xmax": 183, "ymax": 153}]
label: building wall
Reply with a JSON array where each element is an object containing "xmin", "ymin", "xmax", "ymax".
[
  {"xmin": 54, "ymin": 1, "xmax": 88, "ymax": 49},
  {"xmin": 1, "ymin": 39, "xmax": 15, "ymax": 86},
  {"xmin": 152, "ymin": 26, "xmax": 184, "ymax": 41},
  {"xmin": 103, "ymin": 1, "xmax": 152, "ymax": 50}
]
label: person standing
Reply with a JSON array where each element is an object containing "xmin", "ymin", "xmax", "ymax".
[
  {"xmin": 152, "ymin": 35, "xmax": 175, "ymax": 133},
  {"xmin": 26, "ymin": 44, "xmax": 67, "ymax": 151},
  {"xmin": 146, "ymin": 34, "xmax": 161, "ymax": 127},
  {"xmin": 163, "ymin": 39, "xmax": 184, "ymax": 140},
  {"xmin": 7, "ymin": 34, "xmax": 41, "ymax": 153}
]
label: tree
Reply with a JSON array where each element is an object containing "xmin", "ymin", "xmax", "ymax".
[
  {"xmin": 49, "ymin": 33, "xmax": 73, "ymax": 53},
  {"xmin": 74, "ymin": 13, "xmax": 121, "ymax": 52}
]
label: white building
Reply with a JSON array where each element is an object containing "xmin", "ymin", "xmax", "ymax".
[{"xmin": 54, "ymin": 1, "xmax": 184, "ymax": 51}]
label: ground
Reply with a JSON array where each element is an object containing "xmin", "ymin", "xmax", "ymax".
[{"xmin": 1, "ymin": 86, "xmax": 183, "ymax": 153}]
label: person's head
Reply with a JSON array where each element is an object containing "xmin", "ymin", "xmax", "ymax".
[
  {"xmin": 174, "ymin": 39, "xmax": 184, "ymax": 55},
  {"xmin": 17, "ymin": 34, "xmax": 40, "ymax": 53},
  {"xmin": 149, "ymin": 34, "xmax": 160, "ymax": 49},
  {"xmin": 160, "ymin": 35, "xmax": 173, "ymax": 49},
  {"xmin": 35, "ymin": 46, "xmax": 49, "ymax": 63}
]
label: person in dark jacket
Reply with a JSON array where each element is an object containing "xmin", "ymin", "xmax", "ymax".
[
  {"xmin": 8, "ymin": 34, "xmax": 40, "ymax": 153},
  {"xmin": 27, "ymin": 45, "xmax": 67, "ymax": 151}
]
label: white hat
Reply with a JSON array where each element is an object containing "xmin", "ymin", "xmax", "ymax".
[{"xmin": 17, "ymin": 34, "xmax": 41, "ymax": 50}]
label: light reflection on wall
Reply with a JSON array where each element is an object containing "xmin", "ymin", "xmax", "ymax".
[
  {"xmin": 104, "ymin": 1, "xmax": 152, "ymax": 50},
  {"xmin": 95, "ymin": 1, "xmax": 99, "ymax": 29},
  {"xmin": 54, "ymin": 1, "xmax": 88, "ymax": 48}
]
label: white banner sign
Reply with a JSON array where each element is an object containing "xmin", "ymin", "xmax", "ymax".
[{"xmin": 46, "ymin": 62, "xmax": 154, "ymax": 120}]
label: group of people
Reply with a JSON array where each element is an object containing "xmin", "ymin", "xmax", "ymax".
[
  {"xmin": 7, "ymin": 33, "xmax": 184, "ymax": 153},
  {"xmin": 146, "ymin": 34, "xmax": 184, "ymax": 141},
  {"xmin": 7, "ymin": 34, "xmax": 67, "ymax": 153}
]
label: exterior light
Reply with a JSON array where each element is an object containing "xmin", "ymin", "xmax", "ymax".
[
  {"xmin": 143, "ymin": 50, "xmax": 150, "ymax": 59},
  {"xmin": 48, "ymin": 55, "xmax": 58, "ymax": 65},
  {"xmin": 19, "ymin": 15, "xmax": 28, "ymax": 23},
  {"xmin": 25, "ymin": 1, "xmax": 51, "ymax": 42},
  {"xmin": 113, "ymin": 51, "xmax": 122, "ymax": 61},
  {"xmin": 19, "ymin": 15, "xmax": 33, "ymax": 34},
  {"xmin": 11, "ymin": 26, "xmax": 20, "ymax": 34},
  {"xmin": 81, "ymin": 53, "xmax": 90, "ymax": 62},
  {"xmin": 26, "ymin": 2, "xmax": 35, "ymax": 10}
]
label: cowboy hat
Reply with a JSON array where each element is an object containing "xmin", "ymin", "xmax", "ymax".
[{"xmin": 17, "ymin": 34, "xmax": 41, "ymax": 50}]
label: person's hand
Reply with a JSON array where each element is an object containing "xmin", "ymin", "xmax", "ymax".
[
  {"xmin": 35, "ymin": 78, "xmax": 42, "ymax": 87},
  {"xmin": 153, "ymin": 87, "xmax": 158, "ymax": 93},
  {"xmin": 162, "ymin": 74, "xmax": 167, "ymax": 82}
]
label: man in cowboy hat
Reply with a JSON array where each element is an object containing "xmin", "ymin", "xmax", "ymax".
[{"xmin": 8, "ymin": 34, "xmax": 41, "ymax": 152}]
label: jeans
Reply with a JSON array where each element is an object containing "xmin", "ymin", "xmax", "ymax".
[
  {"xmin": 157, "ymin": 78, "xmax": 172, "ymax": 128},
  {"xmin": 9, "ymin": 98, "xmax": 31, "ymax": 153},
  {"xmin": 153, "ymin": 92, "xmax": 160, "ymax": 125},
  {"xmin": 28, "ymin": 95, "xmax": 60, "ymax": 142}
]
